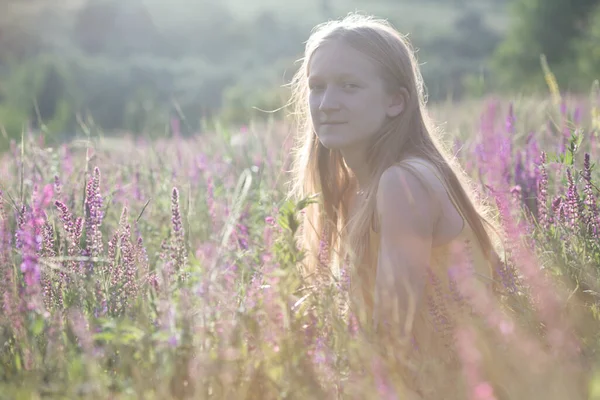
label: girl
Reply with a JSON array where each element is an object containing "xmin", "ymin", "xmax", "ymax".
[{"xmin": 287, "ymin": 13, "xmax": 504, "ymax": 397}]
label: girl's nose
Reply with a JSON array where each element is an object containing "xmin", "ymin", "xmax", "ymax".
[{"xmin": 319, "ymin": 88, "xmax": 341, "ymax": 112}]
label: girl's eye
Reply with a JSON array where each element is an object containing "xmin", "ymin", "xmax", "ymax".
[{"xmin": 343, "ymin": 83, "xmax": 359, "ymax": 89}]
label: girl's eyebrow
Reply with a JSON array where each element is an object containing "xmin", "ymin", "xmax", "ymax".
[
  {"xmin": 337, "ymin": 72, "xmax": 361, "ymax": 80},
  {"xmin": 308, "ymin": 72, "xmax": 361, "ymax": 82}
]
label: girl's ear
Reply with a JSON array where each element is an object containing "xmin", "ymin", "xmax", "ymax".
[{"xmin": 386, "ymin": 87, "xmax": 409, "ymax": 118}]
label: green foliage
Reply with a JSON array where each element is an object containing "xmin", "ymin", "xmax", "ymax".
[
  {"xmin": 0, "ymin": 1, "xmax": 510, "ymax": 137},
  {"xmin": 532, "ymin": 155, "xmax": 600, "ymax": 320},
  {"xmin": 0, "ymin": 54, "xmax": 75, "ymax": 150},
  {"xmin": 418, "ymin": 8, "xmax": 502, "ymax": 99},
  {"xmin": 0, "ymin": 105, "xmax": 28, "ymax": 148},
  {"xmin": 272, "ymin": 194, "xmax": 319, "ymax": 268},
  {"xmin": 491, "ymin": 0, "xmax": 600, "ymax": 92},
  {"xmin": 546, "ymin": 129, "xmax": 585, "ymax": 165},
  {"xmin": 572, "ymin": 5, "xmax": 600, "ymax": 82},
  {"xmin": 220, "ymin": 84, "xmax": 290, "ymax": 126}
]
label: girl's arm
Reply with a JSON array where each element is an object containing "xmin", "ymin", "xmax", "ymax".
[{"xmin": 373, "ymin": 164, "xmax": 440, "ymax": 340}]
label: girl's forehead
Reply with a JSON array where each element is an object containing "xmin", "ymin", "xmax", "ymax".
[{"xmin": 308, "ymin": 41, "xmax": 379, "ymax": 78}]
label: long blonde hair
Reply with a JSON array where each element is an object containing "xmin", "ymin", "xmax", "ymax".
[{"xmin": 287, "ymin": 13, "xmax": 500, "ymax": 283}]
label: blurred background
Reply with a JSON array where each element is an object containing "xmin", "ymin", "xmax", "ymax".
[{"xmin": 1, "ymin": 0, "xmax": 599, "ymax": 149}]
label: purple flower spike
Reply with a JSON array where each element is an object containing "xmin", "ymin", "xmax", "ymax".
[
  {"xmin": 537, "ymin": 152, "xmax": 549, "ymax": 229},
  {"xmin": 582, "ymin": 153, "xmax": 599, "ymax": 237},
  {"xmin": 19, "ymin": 184, "xmax": 54, "ymax": 313},
  {"xmin": 171, "ymin": 187, "xmax": 187, "ymax": 279},
  {"xmin": 85, "ymin": 167, "xmax": 104, "ymax": 261}
]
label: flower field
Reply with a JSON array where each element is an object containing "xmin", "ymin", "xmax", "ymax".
[{"xmin": 2, "ymin": 90, "xmax": 600, "ymax": 399}]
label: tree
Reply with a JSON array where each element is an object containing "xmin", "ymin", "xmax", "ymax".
[
  {"xmin": 73, "ymin": 0, "xmax": 160, "ymax": 56},
  {"xmin": 491, "ymin": 0, "xmax": 600, "ymax": 92},
  {"xmin": 573, "ymin": 5, "xmax": 600, "ymax": 84}
]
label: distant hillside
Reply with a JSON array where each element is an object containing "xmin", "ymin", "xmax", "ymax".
[
  {"xmin": 220, "ymin": 0, "xmax": 510, "ymax": 38},
  {"xmin": 0, "ymin": 0, "xmax": 513, "ymax": 142}
]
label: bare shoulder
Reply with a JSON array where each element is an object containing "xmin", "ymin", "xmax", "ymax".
[{"xmin": 376, "ymin": 161, "xmax": 442, "ymax": 236}]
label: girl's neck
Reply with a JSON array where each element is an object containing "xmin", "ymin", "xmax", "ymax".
[
  {"xmin": 346, "ymin": 182, "xmax": 369, "ymax": 225},
  {"xmin": 340, "ymin": 146, "xmax": 371, "ymax": 191}
]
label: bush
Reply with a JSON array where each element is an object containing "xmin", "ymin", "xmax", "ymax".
[
  {"xmin": 0, "ymin": 104, "xmax": 28, "ymax": 150},
  {"xmin": 573, "ymin": 5, "xmax": 600, "ymax": 84},
  {"xmin": 491, "ymin": 0, "xmax": 599, "ymax": 93},
  {"xmin": 0, "ymin": 54, "xmax": 75, "ymax": 148}
]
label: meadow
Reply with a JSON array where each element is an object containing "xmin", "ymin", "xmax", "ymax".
[{"xmin": 2, "ymin": 83, "xmax": 600, "ymax": 399}]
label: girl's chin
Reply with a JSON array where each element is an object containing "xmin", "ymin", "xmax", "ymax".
[
  {"xmin": 318, "ymin": 138, "xmax": 345, "ymax": 150},
  {"xmin": 317, "ymin": 132, "xmax": 351, "ymax": 150},
  {"xmin": 318, "ymin": 136, "xmax": 364, "ymax": 152}
]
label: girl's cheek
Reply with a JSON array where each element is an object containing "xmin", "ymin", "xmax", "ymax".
[{"xmin": 309, "ymin": 94, "xmax": 322, "ymax": 110}]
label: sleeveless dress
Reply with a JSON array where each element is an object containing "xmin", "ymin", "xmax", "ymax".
[{"xmin": 347, "ymin": 158, "xmax": 497, "ymax": 398}]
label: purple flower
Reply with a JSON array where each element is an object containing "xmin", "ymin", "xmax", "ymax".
[
  {"xmin": 134, "ymin": 171, "xmax": 143, "ymax": 201},
  {"xmin": 0, "ymin": 191, "xmax": 26, "ymax": 333},
  {"xmin": 68, "ymin": 310, "xmax": 94, "ymax": 356},
  {"xmin": 19, "ymin": 184, "xmax": 54, "ymax": 312},
  {"xmin": 60, "ymin": 144, "xmax": 73, "ymax": 176},
  {"xmin": 537, "ymin": 152, "xmax": 549, "ymax": 229},
  {"xmin": 318, "ymin": 228, "xmax": 330, "ymax": 268},
  {"xmin": 171, "ymin": 187, "xmax": 187, "ymax": 279},
  {"xmin": 85, "ymin": 167, "xmax": 104, "ymax": 260},
  {"xmin": 195, "ymin": 153, "xmax": 208, "ymax": 173},
  {"xmin": 41, "ymin": 221, "xmax": 59, "ymax": 309},
  {"xmin": 582, "ymin": 153, "xmax": 599, "ymax": 237},
  {"xmin": 234, "ymin": 211, "xmax": 250, "ymax": 250},
  {"xmin": 456, "ymin": 328, "xmax": 498, "ymax": 400},
  {"xmin": 206, "ymin": 177, "xmax": 218, "ymax": 233},
  {"xmin": 55, "ymin": 200, "xmax": 82, "ymax": 277},
  {"xmin": 103, "ymin": 206, "xmax": 140, "ymax": 316},
  {"xmin": 573, "ymin": 106, "xmax": 582, "ymax": 125},
  {"xmin": 492, "ymin": 186, "xmax": 568, "ymax": 347},
  {"xmin": 371, "ymin": 357, "xmax": 399, "ymax": 400},
  {"xmin": 505, "ymin": 103, "xmax": 515, "ymax": 135},
  {"xmin": 551, "ymin": 196, "xmax": 562, "ymax": 225},
  {"xmin": 565, "ymin": 168, "xmax": 582, "ymax": 230},
  {"xmin": 0, "ymin": 189, "xmax": 12, "ymax": 266},
  {"xmin": 53, "ymin": 175, "xmax": 62, "ymax": 199}
]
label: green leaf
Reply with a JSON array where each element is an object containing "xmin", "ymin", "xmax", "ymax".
[
  {"xmin": 93, "ymin": 332, "xmax": 116, "ymax": 343},
  {"xmin": 589, "ymin": 368, "xmax": 600, "ymax": 399},
  {"xmin": 564, "ymin": 149, "xmax": 573, "ymax": 166},
  {"xmin": 14, "ymin": 353, "xmax": 21, "ymax": 371},
  {"xmin": 575, "ymin": 130, "xmax": 584, "ymax": 148},
  {"xmin": 31, "ymin": 316, "xmax": 45, "ymax": 336},
  {"xmin": 296, "ymin": 193, "xmax": 320, "ymax": 211},
  {"xmin": 546, "ymin": 152, "xmax": 560, "ymax": 163},
  {"xmin": 287, "ymin": 214, "xmax": 298, "ymax": 234}
]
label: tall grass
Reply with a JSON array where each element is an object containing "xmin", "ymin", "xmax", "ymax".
[{"xmin": 1, "ymin": 94, "xmax": 600, "ymax": 399}]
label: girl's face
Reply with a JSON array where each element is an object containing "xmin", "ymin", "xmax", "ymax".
[{"xmin": 307, "ymin": 39, "xmax": 401, "ymax": 152}]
